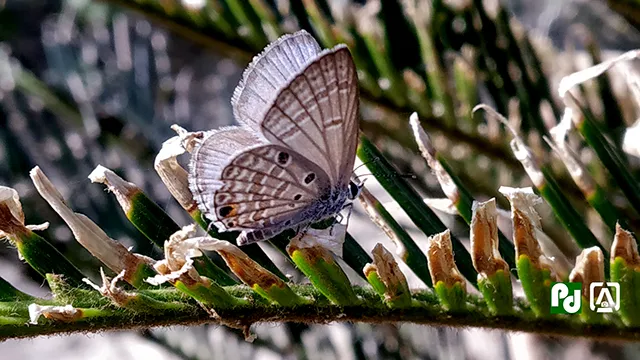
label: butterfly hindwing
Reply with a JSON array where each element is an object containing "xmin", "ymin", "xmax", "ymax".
[
  {"xmin": 189, "ymin": 127, "xmax": 266, "ymax": 222},
  {"xmin": 212, "ymin": 144, "xmax": 332, "ymax": 233}
]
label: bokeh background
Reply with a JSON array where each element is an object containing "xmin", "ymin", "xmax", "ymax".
[{"xmin": 1, "ymin": 0, "xmax": 640, "ymax": 358}]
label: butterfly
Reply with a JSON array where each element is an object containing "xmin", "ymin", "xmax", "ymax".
[{"xmin": 188, "ymin": 30, "xmax": 362, "ymax": 246}]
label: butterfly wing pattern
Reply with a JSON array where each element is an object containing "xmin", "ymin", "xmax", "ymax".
[{"xmin": 189, "ymin": 30, "xmax": 360, "ymax": 245}]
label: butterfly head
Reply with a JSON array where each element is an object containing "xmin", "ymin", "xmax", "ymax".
[{"xmin": 347, "ymin": 179, "xmax": 364, "ymax": 201}]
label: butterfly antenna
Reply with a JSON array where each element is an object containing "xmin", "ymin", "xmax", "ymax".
[
  {"xmin": 400, "ymin": 173, "xmax": 418, "ymax": 180},
  {"xmin": 353, "ymin": 159, "xmax": 379, "ymax": 173},
  {"xmin": 353, "ymin": 173, "xmax": 374, "ymax": 182}
]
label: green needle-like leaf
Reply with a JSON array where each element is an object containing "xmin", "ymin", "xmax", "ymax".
[
  {"xmin": 570, "ymin": 95, "xmax": 640, "ymax": 217},
  {"xmin": 124, "ymin": 189, "xmax": 237, "ymax": 286},
  {"xmin": 4, "ymin": 227, "xmax": 89, "ymax": 290},
  {"xmin": 478, "ymin": 271, "xmax": 513, "ymax": 316},
  {"xmin": 357, "ymin": 135, "xmax": 478, "ymax": 286},
  {"xmin": 288, "ymin": 243, "xmax": 360, "ymax": 306},
  {"xmin": 359, "ymin": 187, "xmax": 432, "ymax": 287}
]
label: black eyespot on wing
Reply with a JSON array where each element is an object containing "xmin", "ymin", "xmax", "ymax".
[
  {"xmin": 304, "ymin": 173, "xmax": 316, "ymax": 184},
  {"xmin": 294, "ymin": 194, "xmax": 302, "ymax": 200},
  {"xmin": 277, "ymin": 151, "xmax": 290, "ymax": 165},
  {"xmin": 219, "ymin": 205, "xmax": 234, "ymax": 218}
]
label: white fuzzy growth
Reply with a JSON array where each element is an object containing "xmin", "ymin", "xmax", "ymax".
[
  {"xmin": 145, "ymin": 257, "xmax": 195, "ymax": 286},
  {"xmin": 289, "ymin": 225, "xmax": 347, "ymax": 258},
  {"xmin": 87, "ymin": 164, "xmax": 133, "ymax": 190},
  {"xmin": 87, "ymin": 164, "xmax": 109, "ymax": 184},
  {"xmin": 83, "ymin": 268, "xmax": 127, "ymax": 296},
  {"xmin": 144, "ymin": 224, "xmax": 205, "ymax": 285},
  {"xmin": 28, "ymin": 304, "xmax": 79, "ymax": 325}
]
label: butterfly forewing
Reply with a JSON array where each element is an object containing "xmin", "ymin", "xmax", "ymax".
[
  {"xmin": 334, "ymin": 49, "xmax": 360, "ymax": 185},
  {"xmin": 260, "ymin": 46, "xmax": 359, "ymax": 187},
  {"xmin": 212, "ymin": 144, "xmax": 331, "ymax": 231},
  {"xmin": 231, "ymin": 31, "xmax": 322, "ymax": 133}
]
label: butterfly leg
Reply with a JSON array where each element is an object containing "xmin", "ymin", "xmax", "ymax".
[
  {"xmin": 344, "ymin": 203, "xmax": 354, "ymax": 230},
  {"xmin": 330, "ymin": 203, "xmax": 354, "ymax": 236},
  {"xmin": 205, "ymin": 220, "xmax": 217, "ymax": 234},
  {"xmin": 295, "ymin": 224, "xmax": 311, "ymax": 238}
]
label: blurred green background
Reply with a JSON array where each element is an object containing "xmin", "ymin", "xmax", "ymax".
[{"xmin": 2, "ymin": 0, "xmax": 640, "ymax": 358}]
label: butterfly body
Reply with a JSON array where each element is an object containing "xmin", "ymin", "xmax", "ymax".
[{"xmin": 188, "ymin": 30, "xmax": 360, "ymax": 246}]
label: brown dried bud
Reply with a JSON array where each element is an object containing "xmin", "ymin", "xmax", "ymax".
[
  {"xmin": 500, "ymin": 187, "xmax": 558, "ymax": 280},
  {"xmin": 364, "ymin": 243, "xmax": 411, "ymax": 303},
  {"xmin": 0, "ymin": 186, "xmax": 48, "ymax": 241},
  {"xmin": 470, "ymin": 199, "xmax": 509, "ymax": 278},
  {"xmin": 611, "ymin": 223, "xmax": 640, "ymax": 268},
  {"xmin": 154, "ymin": 126, "xmax": 200, "ymax": 212},
  {"xmin": 426, "ymin": 229, "xmax": 466, "ymax": 289},
  {"xmin": 213, "ymin": 241, "xmax": 285, "ymax": 291},
  {"xmin": 569, "ymin": 247, "xmax": 605, "ymax": 299}
]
